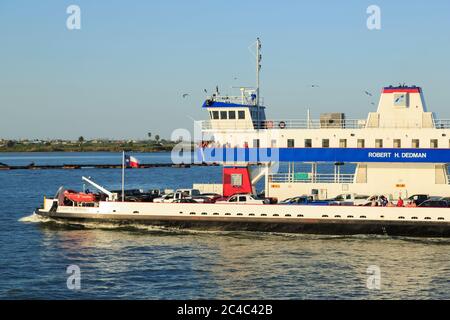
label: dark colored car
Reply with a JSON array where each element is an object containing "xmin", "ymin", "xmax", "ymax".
[
  {"xmin": 111, "ymin": 189, "xmax": 162, "ymax": 202},
  {"xmin": 280, "ymin": 196, "xmax": 329, "ymax": 206},
  {"xmin": 418, "ymin": 200, "xmax": 449, "ymax": 208},
  {"xmin": 257, "ymin": 191, "xmax": 278, "ymax": 204},
  {"xmin": 200, "ymin": 193, "xmax": 222, "ymax": 203},
  {"xmin": 407, "ymin": 194, "xmax": 429, "ymax": 206}
]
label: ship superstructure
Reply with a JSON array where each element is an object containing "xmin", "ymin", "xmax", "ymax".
[{"xmin": 198, "ymin": 41, "xmax": 450, "ymax": 201}]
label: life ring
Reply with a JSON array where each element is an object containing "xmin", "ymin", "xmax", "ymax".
[{"xmin": 278, "ymin": 121, "xmax": 286, "ymax": 129}]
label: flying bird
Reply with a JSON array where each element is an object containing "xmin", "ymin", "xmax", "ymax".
[
  {"xmin": 203, "ymin": 89, "xmax": 208, "ymax": 94},
  {"xmin": 182, "ymin": 93, "xmax": 190, "ymax": 98},
  {"xmin": 364, "ymin": 91, "xmax": 373, "ymax": 97},
  {"xmin": 309, "ymin": 84, "xmax": 319, "ymax": 88}
]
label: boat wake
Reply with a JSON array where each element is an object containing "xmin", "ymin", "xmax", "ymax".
[
  {"xmin": 19, "ymin": 213, "xmax": 52, "ymax": 223},
  {"xmin": 18, "ymin": 213, "xmax": 231, "ymax": 235},
  {"xmin": 18, "ymin": 213, "xmax": 399, "ymax": 240}
]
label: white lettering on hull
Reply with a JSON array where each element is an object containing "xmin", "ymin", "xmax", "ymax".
[{"xmin": 368, "ymin": 152, "xmax": 427, "ymax": 159}]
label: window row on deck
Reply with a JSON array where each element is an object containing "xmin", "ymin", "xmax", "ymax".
[{"xmin": 249, "ymin": 138, "xmax": 447, "ymax": 148}]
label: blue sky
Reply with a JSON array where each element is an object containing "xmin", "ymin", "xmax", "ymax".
[{"xmin": 1, "ymin": 0, "xmax": 450, "ymax": 139}]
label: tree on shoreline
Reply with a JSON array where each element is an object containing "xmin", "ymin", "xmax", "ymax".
[{"xmin": 78, "ymin": 136, "xmax": 84, "ymax": 151}]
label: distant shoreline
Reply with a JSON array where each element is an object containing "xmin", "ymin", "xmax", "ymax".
[{"xmin": 0, "ymin": 142, "xmax": 181, "ymax": 153}]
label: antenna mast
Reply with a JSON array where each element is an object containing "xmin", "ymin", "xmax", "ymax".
[{"xmin": 256, "ymin": 37, "xmax": 261, "ymax": 106}]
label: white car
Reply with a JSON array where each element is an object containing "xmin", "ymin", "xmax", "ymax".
[
  {"xmin": 153, "ymin": 192, "xmax": 182, "ymax": 203},
  {"xmin": 328, "ymin": 193, "xmax": 369, "ymax": 206},
  {"xmin": 357, "ymin": 194, "xmax": 393, "ymax": 206},
  {"xmin": 153, "ymin": 191, "xmax": 209, "ymax": 203},
  {"xmin": 215, "ymin": 194, "xmax": 268, "ymax": 204}
]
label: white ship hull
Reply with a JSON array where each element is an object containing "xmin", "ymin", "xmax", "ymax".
[{"xmin": 36, "ymin": 199, "xmax": 450, "ymax": 237}]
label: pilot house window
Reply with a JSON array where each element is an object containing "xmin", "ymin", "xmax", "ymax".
[
  {"xmin": 238, "ymin": 111, "xmax": 245, "ymax": 119},
  {"xmin": 212, "ymin": 111, "xmax": 219, "ymax": 120},
  {"xmin": 220, "ymin": 111, "xmax": 228, "ymax": 120},
  {"xmin": 229, "ymin": 111, "xmax": 236, "ymax": 119}
]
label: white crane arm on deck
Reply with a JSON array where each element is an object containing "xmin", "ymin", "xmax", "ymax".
[{"xmin": 82, "ymin": 176, "xmax": 116, "ymax": 200}]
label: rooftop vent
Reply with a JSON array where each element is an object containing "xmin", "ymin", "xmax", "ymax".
[{"xmin": 320, "ymin": 113, "xmax": 345, "ymax": 128}]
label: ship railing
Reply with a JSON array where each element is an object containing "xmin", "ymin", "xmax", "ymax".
[
  {"xmin": 209, "ymin": 96, "xmax": 265, "ymax": 106},
  {"xmin": 433, "ymin": 119, "xmax": 450, "ymax": 129},
  {"xmin": 200, "ymin": 119, "xmax": 366, "ymax": 130},
  {"xmin": 269, "ymin": 173, "xmax": 355, "ymax": 184},
  {"xmin": 255, "ymin": 119, "xmax": 366, "ymax": 129},
  {"xmin": 212, "ymin": 96, "xmax": 251, "ymax": 105}
]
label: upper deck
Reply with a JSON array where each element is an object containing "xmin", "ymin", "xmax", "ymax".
[{"xmin": 201, "ymin": 85, "xmax": 446, "ymax": 131}]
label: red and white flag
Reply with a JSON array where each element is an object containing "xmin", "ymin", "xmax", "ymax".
[{"xmin": 124, "ymin": 154, "xmax": 140, "ymax": 168}]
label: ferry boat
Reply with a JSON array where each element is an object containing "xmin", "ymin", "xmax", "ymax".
[{"xmin": 35, "ymin": 39, "xmax": 450, "ymax": 237}]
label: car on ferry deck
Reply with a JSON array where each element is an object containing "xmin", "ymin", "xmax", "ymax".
[
  {"xmin": 357, "ymin": 194, "xmax": 394, "ymax": 206},
  {"xmin": 215, "ymin": 193, "xmax": 269, "ymax": 204},
  {"xmin": 418, "ymin": 199, "xmax": 449, "ymax": 208},
  {"xmin": 200, "ymin": 193, "xmax": 222, "ymax": 202},
  {"xmin": 327, "ymin": 193, "xmax": 370, "ymax": 206},
  {"xmin": 280, "ymin": 195, "xmax": 329, "ymax": 206},
  {"xmin": 407, "ymin": 194, "xmax": 430, "ymax": 206}
]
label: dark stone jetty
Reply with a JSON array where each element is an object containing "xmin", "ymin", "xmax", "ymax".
[{"xmin": 0, "ymin": 162, "xmax": 219, "ymax": 170}]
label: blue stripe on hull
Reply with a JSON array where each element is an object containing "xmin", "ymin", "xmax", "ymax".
[{"xmin": 197, "ymin": 148, "xmax": 450, "ymax": 163}]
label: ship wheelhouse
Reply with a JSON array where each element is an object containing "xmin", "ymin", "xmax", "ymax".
[{"xmin": 202, "ymin": 88, "xmax": 266, "ymax": 134}]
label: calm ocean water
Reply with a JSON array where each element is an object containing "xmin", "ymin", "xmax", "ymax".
[{"xmin": 0, "ymin": 152, "xmax": 449, "ymax": 299}]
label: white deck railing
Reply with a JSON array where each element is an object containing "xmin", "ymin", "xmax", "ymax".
[
  {"xmin": 434, "ymin": 119, "xmax": 450, "ymax": 129},
  {"xmin": 200, "ymin": 119, "xmax": 366, "ymax": 130},
  {"xmin": 201, "ymin": 119, "xmax": 450, "ymax": 130},
  {"xmin": 208, "ymin": 96, "xmax": 265, "ymax": 106},
  {"xmin": 269, "ymin": 173, "xmax": 355, "ymax": 184},
  {"xmin": 255, "ymin": 119, "xmax": 366, "ymax": 129}
]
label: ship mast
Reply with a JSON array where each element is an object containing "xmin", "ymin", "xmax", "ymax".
[{"xmin": 256, "ymin": 37, "xmax": 261, "ymax": 106}]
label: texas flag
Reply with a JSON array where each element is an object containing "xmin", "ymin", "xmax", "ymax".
[{"xmin": 124, "ymin": 154, "xmax": 140, "ymax": 168}]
